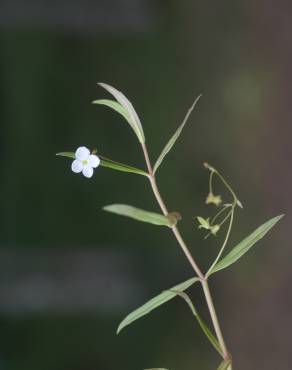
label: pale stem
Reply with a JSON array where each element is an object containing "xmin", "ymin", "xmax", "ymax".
[
  {"xmin": 141, "ymin": 143, "xmax": 231, "ymax": 364},
  {"xmin": 150, "ymin": 175, "xmax": 204, "ymax": 280},
  {"xmin": 210, "ymin": 204, "xmax": 231, "ymax": 225},
  {"xmin": 201, "ymin": 280, "xmax": 230, "ymax": 362},
  {"xmin": 206, "ymin": 208, "xmax": 235, "ymax": 277},
  {"xmin": 209, "ymin": 171, "xmax": 214, "ymax": 194}
]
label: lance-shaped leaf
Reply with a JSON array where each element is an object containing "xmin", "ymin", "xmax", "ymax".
[
  {"xmin": 96, "ymin": 83, "xmax": 145, "ymax": 143},
  {"xmin": 99, "ymin": 156, "xmax": 148, "ymax": 176},
  {"xmin": 153, "ymin": 95, "xmax": 201, "ymax": 174},
  {"xmin": 170, "ymin": 290, "xmax": 222, "ymax": 356},
  {"xmin": 217, "ymin": 360, "xmax": 231, "ymax": 370},
  {"xmin": 145, "ymin": 368, "xmax": 169, "ymax": 370},
  {"xmin": 117, "ymin": 277, "xmax": 199, "ymax": 334},
  {"xmin": 56, "ymin": 152, "xmax": 148, "ymax": 177},
  {"xmin": 56, "ymin": 152, "xmax": 76, "ymax": 159},
  {"xmin": 103, "ymin": 204, "xmax": 177, "ymax": 227},
  {"xmin": 207, "ymin": 214, "xmax": 284, "ymax": 276},
  {"xmin": 92, "ymin": 99, "xmax": 131, "ymax": 124}
]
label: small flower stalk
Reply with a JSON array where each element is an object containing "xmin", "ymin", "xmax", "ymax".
[{"xmin": 57, "ymin": 83, "xmax": 283, "ymax": 370}]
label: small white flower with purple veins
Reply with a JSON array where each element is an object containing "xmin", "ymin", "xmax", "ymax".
[{"xmin": 71, "ymin": 146, "xmax": 100, "ymax": 178}]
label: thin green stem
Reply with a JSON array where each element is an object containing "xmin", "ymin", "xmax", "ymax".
[
  {"xmin": 205, "ymin": 162, "xmax": 240, "ymax": 208},
  {"xmin": 219, "ymin": 208, "xmax": 233, "ymax": 227},
  {"xmin": 214, "ymin": 169, "xmax": 239, "ymax": 206},
  {"xmin": 209, "ymin": 171, "xmax": 214, "ymax": 194},
  {"xmin": 204, "ymin": 163, "xmax": 239, "ymax": 278},
  {"xmin": 204, "ymin": 207, "xmax": 233, "ymax": 240},
  {"xmin": 210, "ymin": 205, "xmax": 231, "ymax": 225},
  {"xmin": 206, "ymin": 206, "xmax": 235, "ymax": 277}
]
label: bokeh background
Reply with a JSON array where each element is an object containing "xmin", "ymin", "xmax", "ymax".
[{"xmin": 0, "ymin": 1, "xmax": 291, "ymax": 369}]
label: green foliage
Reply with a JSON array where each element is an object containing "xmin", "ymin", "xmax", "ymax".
[
  {"xmin": 117, "ymin": 277, "xmax": 199, "ymax": 334},
  {"xmin": 103, "ymin": 204, "xmax": 178, "ymax": 227},
  {"xmin": 57, "ymin": 83, "xmax": 284, "ymax": 369},
  {"xmin": 97, "ymin": 83, "xmax": 145, "ymax": 143},
  {"xmin": 153, "ymin": 95, "xmax": 201, "ymax": 174},
  {"xmin": 207, "ymin": 214, "xmax": 284, "ymax": 276}
]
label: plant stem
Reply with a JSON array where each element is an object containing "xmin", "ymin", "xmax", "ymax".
[
  {"xmin": 206, "ymin": 207, "xmax": 234, "ymax": 277},
  {"xmin": 210, "ymin": 204, "xmax": 231, "ymax": 225},
  {"xmin": 201, "ymin": 280, "xmax": 229, "ymax": 361},
  {"xmin": 151, "ymin": 175, "xmax": 204, "ymax": 280},
  {"xmin": 142, "ymin": 145, "xmax": 203, "ymax": 277},
  {"xmin": 141, "ymin": 143, "xmax": 231, "ymax": 366}
]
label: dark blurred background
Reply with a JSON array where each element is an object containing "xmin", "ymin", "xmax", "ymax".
[{"xmin": 0, "ymin": 1, "xmax": 291, "ymax": 369}]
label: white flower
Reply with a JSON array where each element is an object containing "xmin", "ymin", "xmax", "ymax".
[{"xmin": 71, "ymin": 146, "xmax": 100, "ymax": 178}]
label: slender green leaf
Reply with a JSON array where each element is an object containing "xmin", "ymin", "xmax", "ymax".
[
  {"xmin": 98, "ymin": 83, "xmax": 145, "ymax": 143},
  {"xmin": 103, "ymin": 204, "xmax": 177, "ymax": 227},
  {"xmin": 145, "ymin": 368, "xmax": 169, "ymax": 370},
  {"xmin": 99, "ymin": 156, "xmax": 148, "ymax": 176},
  {"xmin": 153, "ymin": 95, "xmax": 201, "ymax": 174},
  {"xmin": 208, "ymin": 214, "xmax": 284, "ymax": 276},
  {"xmin": 92, "ymin": 99, "xmax": 131, "ymax": 124},
  {"xmin": 217, "ymin": 360, "xmax": 231, "ymax": 370},
  {"xmin": 56, "ymin": 152, "xmax": 75, "ymax": 159},
  {"xmin": 117, "ymin": 277, "xmax": 199, "ymax": 334},
  {"xmin": 56, "ymin": 152, "xmax": 147, "ymax": 177},
  {"xmin": 170, "ymin": 290, "xmax": 222, "ymax": 356}
]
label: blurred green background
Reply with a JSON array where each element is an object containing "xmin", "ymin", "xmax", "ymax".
[{"xmin": 0, "ymin": 1, "xmax": 291, "ymax": 369}]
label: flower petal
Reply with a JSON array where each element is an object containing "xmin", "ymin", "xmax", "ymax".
[
  {"xmin": 71, "ymin": 160, "xmax": 83, "ymax": 173},
  {"xmin": 82, "ymin": 165, "xmax": 94, "ymax": 178},
  {"xmin": 88, "ymin": 154, "xmax": 100, "ymax": 168},
  {"xmin": 75, "ymin": 146, "xmax": 90, "ymax": 161}
]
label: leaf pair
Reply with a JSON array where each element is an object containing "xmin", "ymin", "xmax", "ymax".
[
  {"xmin": 117, "ymin": 276, "xmax": 222, "ymax": 358},
  {"xmin": 95, "ymin": 83, "xmax": 201, "ymax": 174},
  {"xmin": 104, "ymin": 207, "xmax": 283, "ymax": 278}
]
